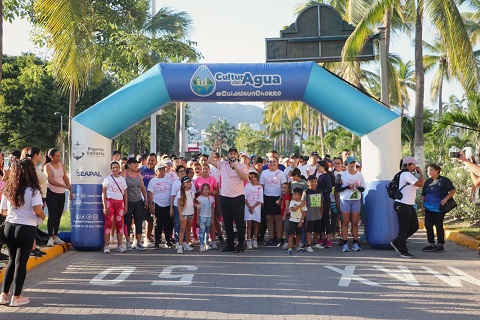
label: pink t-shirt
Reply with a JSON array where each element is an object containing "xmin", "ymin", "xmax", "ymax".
[
  {"xmin": 194, "ymin": 176, "xmax": 218, "ymax": 195},
  {"xmin": 216, "ymin": 160, "xmax": 248, "ymax": 198}
]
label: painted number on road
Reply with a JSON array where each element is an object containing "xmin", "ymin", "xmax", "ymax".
[
  {"xmin": 152, "ymin": 265, "xmax": 198, "ymax": 286},
  {"xmin": 89, "ymin": 266, "xmax": 136, "ymax": 285}
]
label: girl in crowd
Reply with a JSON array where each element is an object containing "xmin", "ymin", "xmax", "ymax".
[
  {"xmin": 102, "ymin": 161, "xmax": 128, "ymax": 253},
  {"xmin": 194, "ymin": 162, "xmax": 219, "ymax": 249},
  {"xmin": 244, "ymin": 172, "xmax": 264, "ymax": 250},
  {"xmin": 390, "ymin": 156, "xmax": 424, "ymax": 258},
  {"xmin": 316, "ymin": 160, "xmax": 334, "ymax": 248},
  {"xmin": 147, "ymin": 164, "xmax": 173, "ymax": 249},
  {"xmin": 177, "ymin": 176, "xmax": 196, "ymax": 254},
  {"xmin": 122, "ymin": 157, "xmax": 148, "ymax": 251},
  {"xmin": 196, "ymin": 184, "xmax": 215, "ymax": 252},
  {"xmin": 421, "ymin": 164, "xmax": 455, "ymax": 253},
  {"xmin": 260, "ymin": 156, "xmax": 287, "ymax": 246},
  {"xmin": 1, "ymin": 159, "xmax": 46, "ymax": 306},
  {"xmin": 280, "ymin": 182, "xmax": 292, "ymax": 250},
  {"xmin": 336, "ymin": 156, "xmax": 365, "ymax": 252},
  {"xmin": 44, "ymin": 148, "xmax": 73, "ymax": 247},
  {"xmin": 171, "ymin": 165, "xmax": 196, "ymax": 246}
]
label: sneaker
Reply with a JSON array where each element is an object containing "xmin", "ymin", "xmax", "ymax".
[
  {"xmin": 265, "ymin": 239, "xmax": 274, "ymax": 246},
  {"xmin": 422, "ymin": 245, "xmax": 437, "ymax": 252},
  {"xmin": 306, "ymin": 246, "xmax": 314, "ymax": 253},
  {"xmin": 199, "ymin": 245, "xmax": 205, "ymax": 252},
  {"xmin": 116, "ymin": 245, "xmax": 126, "ymax": 253},
  {"xmin": 435, "ymin": 245, "xmax": 445, "ymax": 253},
  {"xmin": 295, "ymin": 247, "xmax": 304, "ymax": 252},
  {"xmin": 10, "ymin": 296, "xmax": 30, "ymax": 307},
  {"xmin": 252, "ymin": 240, "xmax": 258, "ymax": 249},
  {"xmin": 35, "ymin": 247, "xmax": 47, "ymax": 255},
  {"xmin": 390, "ymin": 241, "xmax": 401, "ymax": 254},
  {"xmin": 400, "ymin": 251, "xmax": 414, "ymax": 259},
  {"xmin": 247, "ymin": 240, "xmax": 253, "ymax": 250},
  {"xmin": 287, "ymin": 248, "xmax": 293, "ymax": 255},
  {"xmin": 0, "ymin": 294, "xmax": 8, "ymax": 305},
  {"xmin": 210, "ymin": 241, "xmax": 218, "ymax": 250},
  {"xmin": 53, "ymin": 237, "xmax": 65, "ymax": 245},
  {"xmin": 325, "ymin": 240, "xmax": 332, "ymax": 248},
  {"xmin": 154, "ymin": 243, "xmax": 160, "ymax": 250},
  {"xmin": 314, "ymin": 243, "xmax": 325, "ymax": 249},
  {"xmin": 342, "ymin": 243, "xmax": 349, "ymax": 252},
  {"xmin": 47, "ymin": 238, "xmax": 54, "ymax": 247},
  {"xmin": 177, "ymin": 245, "xmax": 183, "ymax": 254},
  {"xmin": 110, "ymin": 236, "xmax": 117, "ymax": 244},
  {"xmin": 165, "ymin": 242, "xmax": 173, "ymax": 249},
  {"xmin": 183, "ymin": 243, "xmax": 194, "ymax": 251},
  {"xmin": 125, "ymin": 242, "xmax": 132, "ymax": 251},
  {"xmin": 352, "ymin": 243, "xmax": 361, "ymax": 251},
  {"xmin": 103, "ymin": 246, "xmax": 110, "ymax": 254},
  {"xmin": 234, "ymin": 244, "xmax": 245, "ymax": 253},
  {"xmin": 205, "ymin": 244, "xmax": 212, "ymax": 250},
  {"xmin": 222, "ymin": 244, "xmax": 235, "ymax": 252},
  {"xmin": 282, "ymin": 242, "xmax": 289, "ymax": 250},
  {"xmin": 135, "ymin": 241, "xmax": 145, "ymax": 251},
  {"xmin": 144, "ymin": 240, "xmax": 155, "ymax": 248},
  {"xmin": 30, "ymin": 249, "xmax": 42, "ymax": 257},
  {"xmin": 299, "ymin": 242, "xmax": 305, "ymax": 248}
]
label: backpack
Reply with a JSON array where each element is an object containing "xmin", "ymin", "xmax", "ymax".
[{"xmin": 386, "ymin": 170, "xmax": 409, "ymax": 200}]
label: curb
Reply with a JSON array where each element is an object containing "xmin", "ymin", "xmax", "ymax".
[
  {"xmin": 418, "ymin": 218, "xmax": 480, "ymax": 251},
  {"xmin": 0, "ymin": 243, "xmax": 69, "ymax": 284}
]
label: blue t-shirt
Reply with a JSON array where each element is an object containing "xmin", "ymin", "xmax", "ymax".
[
  {"xmin": 422, "ymin": 176, "xmax": 455, "ymax": 212},
  {"xmin": 140, "ymin": 166, "xmax": 155, "ymax": 188}
]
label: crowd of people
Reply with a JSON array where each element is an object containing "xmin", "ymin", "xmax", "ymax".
[{"xmin": 0, "ymin": 143, "xmax": 473, "ymax": 306}]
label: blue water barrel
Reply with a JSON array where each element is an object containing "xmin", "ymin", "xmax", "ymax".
[
  {"xmin": 364, "ymin": 181, "xmax": 398, "ymax": 249},
  {"xmin": 70, "ymin": 184, "xmax": 104, "ymax": 251}
]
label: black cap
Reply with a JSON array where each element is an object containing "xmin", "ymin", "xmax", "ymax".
[
  {"xmin": 310, "ymin": 151, "xmax": 319, "ymax": 157},
  {"xmin": 127, "ymin": 157, "xmax": 140, "ymax": 164},
  {"xmin": 227, "ymin": 147, "xmax": 238, "ymax": 154},
  {"xmin": 112, "ymin": 150, "xmax": 121, "ymax": 156},
  {"xmin": 181, "ymin": 176, "xmax": 192, "ymax": 183}
]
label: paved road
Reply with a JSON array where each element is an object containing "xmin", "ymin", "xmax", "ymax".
[{"xmin": 1, "ymin": 230, "xmax": 480, "ymax": 320}]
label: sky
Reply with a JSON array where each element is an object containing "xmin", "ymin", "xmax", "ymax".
[{"xmin": 2, "ymin": 0, "xmax": 466, "ymax": 113}]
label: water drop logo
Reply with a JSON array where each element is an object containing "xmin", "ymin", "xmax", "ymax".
[{"xmin": 190, "ymin": 65, "xmax": 216, "ymax": 97}]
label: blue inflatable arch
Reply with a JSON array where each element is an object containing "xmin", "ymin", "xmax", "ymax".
[{"xmin": 70, "ymin": 62, "xmax": 401, "ymax": 250}]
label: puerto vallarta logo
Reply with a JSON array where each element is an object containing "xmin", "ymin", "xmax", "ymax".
[{"xmin": 190, "ymin": 65, "xmax": 216, "ymax": 97}]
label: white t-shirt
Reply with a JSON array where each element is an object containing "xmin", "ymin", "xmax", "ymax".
[
  {"xmin": 1, "ymin": 187, "xmax": 43, "ymax": 227},
  {"xmin": 102, "ymin": 175, "xmax": 127, "ymax": 200},
  {"xmin": 260, "ymin": 169, "xmax": 287, "ymax": 197},
  {"xmin": 166, "ymin": 171, "xmax": 177, "ymax": 183},
  {"xmin": 147, "ymin": 177, "xmax": 172, "ymax": 207},
  {"xmin": 297, "ymin": 165, "xmax": 308, "ymax": 178},
  {"xmin": 197, "ymin": 195, "xmax": 215, "ymax": 217},
  {"xmin": 303, "ymin": 164, "xmax": 317, "ymax": 177},
  {"xmin": 208, "ymin": 164, "xmax": 220, "ymax": 183},
  {"xmin": 216, "ymin": 160, "xmax": 248, "ymax": 198},
  {"xmin": 171, "ymin": 179, "xmax": 196, "ymax": 207},
  {"xmin": 289, "ymin": 199, "xmax": 307, "ymax": 222},
  {"xmin": 244, "ymin": 183, "xmax": 264, "ymax": 215},
  {"xmin": 284, "ymin": 166, "xmax": 293, "ymax": 182},
  {"xmin": 339, "ymin": 171, "xmax": 365, "ymax": 201},
  {"xmin": 397, "ymin": 171, "xmax": 419, "ymax": 205},
  {"xmin": 176, "ymin": 189, "xmax": 195, "ymax": 216}
]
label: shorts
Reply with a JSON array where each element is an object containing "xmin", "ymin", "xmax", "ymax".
[
  {"xmin": 306, "ymin": 219, "xmax": 321, "ymax": 233},
  {"xmin": 183, "ymin": 215, "xmax": 194, "ymax": 220},
  {"xmin": 263, "ymin": 195, "xmax": 281, "ymax": 215},
  {"xmin": 288, "ymin": 221, "xmax": 303, "ymax": 235},
  {"xmin": 340, "ymin": 199, "xmax": 361, "ymax": 213}
]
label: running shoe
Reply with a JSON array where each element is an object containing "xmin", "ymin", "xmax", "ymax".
[
  {"xmin": 210, "ymin": 241, "xmax": 218, "ymax": 250},
  {"xmin": 306, "ymin": 246, "xmax": 314, "ymax": 253},
  {"xmin": 435, "ymin": 245, "xmax": 445, "ymax": 253},
  {"xmin": 352, "ymin": 243, "xmax": 361, "ymax": 251},
  {"xmin": 47, "ymin": 238, "xmax": 54, "ymax": 247},
  {"xmin": 246, "ymin": 240, "xmax": 253, "ymax": 250},
  {"xmin": 53, "ymin": 237, "xmax": 65, "ymax": 244},
  {"xmin": 103, "ymin": 246, "xmax": 110, "ymax": 254},
  {"xmin": 400, "ymin": 251, "xmax": 414, "ymax": 259},
  {"xmin": 135, "ymin": 241, "xmax": 145, "ymax": 251},
  {"xmin": 287, "ymin": 248, "xmax": 293, "ymax": 255},
  {"xmin": 252, "ymin": 240, "xmax": 258, "ymax": 249},
  {"xmin": 390, "ymin": 241, "xmax": 401, "ymax": 254},
  {"xmin": 295, "ymin": 247, "xmax": 304, "ymax": 252},
  {"xmin": 324, "ymin": 240, "xmax": 332, "ymax": 248},
  {"xmin": 183, "ymin": 243, "xmax": 194, "ymax": 251},
  {"xmin": 116, "ymin": 245, "xmax": 126, "ymax": 253},
  {"xmin": 342, "ymin": 243, "xmax": 349, "ymax": 252},
  {"xmin": 281, "ymin": 242, "xmax": 289, "ymax": 250},
  {"xmin": 422, "ymin": 245, "xmax": 437, "ymax": 252},
  {"xmin": 177, "ymin": 245, "xmax": 183, "ymax": 254},
  {"xmin": 314, "ymin": 243, "xmax": 325, "ymax": 249},
  {"xmin": 125, "ymin": 242, "xmax": 132, "ymax": 251}
]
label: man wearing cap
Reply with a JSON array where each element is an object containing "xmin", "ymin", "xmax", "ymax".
[
  {"xmin": 140, "ymin": 153, "xmax": 157, "ymax": 248},
  {"xmin": 390, "ymin": 156, "xmax": 424, "ymax": 258},
  {"xmin": 209, "ymin": 144, "xmax": 249, "ymax": 252}
]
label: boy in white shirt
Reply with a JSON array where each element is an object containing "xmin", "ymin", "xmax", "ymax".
[{"xmin": 287, "ymin": 188, "xmax": 307, "ymax": 255}]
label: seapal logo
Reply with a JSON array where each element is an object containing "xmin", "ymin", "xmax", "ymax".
[
  {"xmin": 75, "ymin": 169, "xmax": 101, "ymax": 177},
  {"xmin": 190, "ymin": 65, "xmax": 216, "ymax": 97},
  {"xmin": 214, "ymin": 72, "xmax": 282, "ymax": 88}
]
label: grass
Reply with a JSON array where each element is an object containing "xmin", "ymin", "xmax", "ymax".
[
  {"xmin": 40, "ymin": 211, "xmax": 71, "ymax": 233},
  {"xmin": 442, "ymin": 216, "xmax": 480, "ymax": 239}
]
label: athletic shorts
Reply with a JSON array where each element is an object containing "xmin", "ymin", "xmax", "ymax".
[
  {"xmin": 263, "ymin": 195, "xmax": 281, "ymax": 215},
  {"xmin": 306, "ymin": 219, "xmax": 321, "ymax": 233},
  {"xmin": 340, "ymin": 199, "xmax": 361, "ymax": 213},
  {"xmin": 288, "ymin": 221, "xmax": 303, "ymax": 235}
]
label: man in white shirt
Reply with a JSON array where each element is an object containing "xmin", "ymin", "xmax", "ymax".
[{"xmin": 209, "ymin": 145, "xmax": 249, "ymax": 252}]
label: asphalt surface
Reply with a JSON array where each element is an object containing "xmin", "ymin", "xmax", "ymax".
[{"xmin": 1, "ymin": 230, "xmax": 480, "ymax": 320}]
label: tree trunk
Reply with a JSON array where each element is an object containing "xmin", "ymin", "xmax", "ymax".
[
  {"xmin": 290, "ymin": 118, "xmax": 294, "ymax": 154},
  {"xmin": 307, "ymin": 107, "xmax": 311, "ymax": 139},
  {"xmin": 383, "ymin": 8, "xmax": 392, "ymax": 57},
  {"xmin": 68, "ymin": 83, "xmax": 75, "ymax": 169},
  {"xmin": 319, "ymin": 114, "xmax": 326, "ymax": 156},
  {"xmin": 414, "ymin": 0, "xmax": 425, "ymax": 168},
  {"xmin": 0, "ymin": 0, "xmax": 3, "ymax": 91},
  {"xmin": 129, "ymin": 128, "xmax": 137, "ymax": 156},
  {"xmin": 438, "ymin": 64, "xmax": 444, "ymax": 117},
  {"xmin": 174, "ymin": 102, "xmax": 180, "ymax": 155}
]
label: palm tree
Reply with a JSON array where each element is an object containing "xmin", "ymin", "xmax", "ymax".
[{"xmin": 204, "ymin": 119, "xmax": 237, "ymax": 155}]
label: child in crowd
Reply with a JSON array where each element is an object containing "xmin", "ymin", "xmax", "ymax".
[
  {"xmin": 280, "ymin": 182, "xmax": 292, "ymax": 250},
  {"xmin": 287, "ymin": 188, "xmax": 307, "ymax": 255},
  {"xmin": 196, "ymin": 184, "xmax": 215, "ymax": 252},
  {"xmin": 290, "ymin": 168, "xmax": 308, "ymax": 247},
  {"xmin": 303, "ymin": 175, "xmax": 323, "ymax": 253},
  {"xmin": 177, "ymin": 176, "xmax": 197, "ymax": 254},
  {"xmin": 244, "ymin": 172, "xmax": 263, "ymax": 250}
]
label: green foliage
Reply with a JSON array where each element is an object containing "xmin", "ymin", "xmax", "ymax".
[
  {"xmin": 320, "ymin": 126, "xmax": 360, "ymax": 157},
  {"xmin": 234, "ymin": 123, "xmax": 272, "ymax": 158},
  {"xmin": 204, "ymin": 119, "xmax": 237, "ymax": 155},
  {"xmin": 441, "ymin": 162, "xmax": 480, "ymax": 222},
  {"xmin": 0, "ymin": 54, "xmax": 68, "ymax": 150}
]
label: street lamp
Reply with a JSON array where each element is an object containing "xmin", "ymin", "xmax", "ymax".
[{"xmin": 54, "ymin": 112, "xmax": 65, "ymax": 163}]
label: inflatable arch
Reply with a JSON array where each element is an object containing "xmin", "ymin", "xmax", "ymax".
[{"xmin": 70, "ymin": 62, "xmax": 401, "ymax": 250}]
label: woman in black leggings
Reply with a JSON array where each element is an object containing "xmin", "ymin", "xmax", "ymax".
[{"xmin": 1, "ymin": 159, "xmax": 46, "ymax": 307}]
